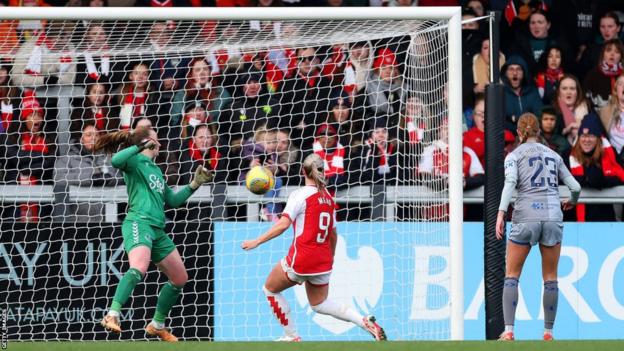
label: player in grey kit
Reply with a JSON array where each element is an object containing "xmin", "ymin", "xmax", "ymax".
[{"xmin": 496, "ymin": 113, "xmax": 581, "ymax": 341}]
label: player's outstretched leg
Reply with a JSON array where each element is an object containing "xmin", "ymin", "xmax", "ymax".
[
  {"xmin": 309, "ymin": 298, "xmax": 386, "ymax": 341},
  {"xmin": 101, "ymin": 267, "xmax": 144, "ymax": 333}
]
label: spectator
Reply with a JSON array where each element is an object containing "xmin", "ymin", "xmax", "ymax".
[
  {"xmin": 326, "ymin": 89, "xmax": 364, "ymax": 147},
  {"xmin": 178, "ymin": 123, "xmax": 228, "ymax": 185},
  {"xmin": 53, "ymin": 121, "xmax": 121, "ymax": 222},
  {"xmin": 472, "ymin": 38, "xmax": 506, "ymax": 95},
  {"xmin": 344, "ymin": 41, "xmax": 372, "ymax": 98},
  {"xmin": 146, "ymin": 21, "xmax": 190, "ymax": 91},
  {"xmin": 466, "ymin": 0, "xmax": 486, "ymax": 17},
  {"xmin": 554, "ymin": 74, "xmax": 590, "ymax": 144},
  {"xmin": 71, "ymin": 82, "xmax": 112, "ymax": 131},
  {"xmin": 221, "ymin": 69, "xmax": 279, "ymax": 149},
  {"xmin": 5, "ymin": 92, "xmax": 56, "ymax": 222},
  {"xmin": 583, "ymin": 38, "xmax": 624, "ymax": 111},
  {"xmin": 321, "ymin": 43, "xmax": 348, "ymax": 87},
  {"xmin": 176, "ymin": 57, "xmax": 231, "ymax": 132},
  {"xmin": 579, "ymin": 12, "xmax": 623, "ymax": 79},
  {"xmin": 275, "ymin": 128, "xmax": 301, "ymax": 185},
  {"xmin": 567, "ymin": 113, "xmax": 624, "ymax": 221},
  {"xmin": 534, "ymin": 45, "xmax": 565, "ymax": 105},
  {"xmin": 239, "ymin": 127, "xmax": 282, "ymax": 221},
  {"xmin": 312, "ymin": 123, "xmax": 348, "ymax": 192},
  {"xmin": 461, "ymin": 8, "xmax": 484, "ymax": 107},
  {"xmin": 400, "ymin": 95, "xmax": 433, "ymax": 147},
  {"xmin": 549, "ymin": 0, "xmax": 595, "ymax": 72},
  {"xmin": 115, "ymin": 62, "xmax": 150, "ymax": 130},
  {"xmin": 0, "ymin": 61, "xmax": 17, "ymax": 134},
  {"xmin": 279, "ymin": 46, "xmax": 331, "ymax": 146},
  {"xmin": 599, "ymin": 74, "xmax": 624, "ymax": 165},
  {"xmin": 365, "ymin": 48, "xmax": 403, "ymax": 121},
  {"xmin": 11, "ymin": 21, "xmax": 77, "ymax": 89},
  {"xmin": 501, "ymin": 55, "xmax": 543, "ymax": 132},
  {"xmin": 463, "ymin": 93, "xmax": 515, "ymax": 166},
  {"xmin": 180, "ymin": 102, "xmax": 209, "ymax": 139},
  {"xmin": 354, "ymin": 118, "xmax": 397, "ymax": 184},
  {"xmin": 75, "ymin": 22, "xmax": 116, "ymax": 86},
  {"xmin": 511, "ymin": 9, "xmax": 567, "ymax": 77},
  {"xmin": 418, "ymin": 119, "xmax": 484, "ymax": 220},
  {"xmin": 540, "ymin": 106, "xmax": 570, "ymax": 158}
]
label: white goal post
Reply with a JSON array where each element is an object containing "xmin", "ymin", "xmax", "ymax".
[{"xmin": 0, "ymin": 7, "xmax": 464, "ymax": 341}]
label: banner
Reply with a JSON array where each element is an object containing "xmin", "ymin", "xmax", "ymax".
[
  {"xmin": 214, "ymin": 222, "xmax": 624, "ymax": 340},
  {"xmin": 0, "ymin": 222, "xmax": 213, "ymax": 340}
]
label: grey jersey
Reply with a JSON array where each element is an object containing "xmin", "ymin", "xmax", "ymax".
[{"xmin": 504, "ymin": 142, "xmax": 572, "ymax": 222}]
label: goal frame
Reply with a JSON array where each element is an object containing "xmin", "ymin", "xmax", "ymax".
[{"xmin": 0, "ymin": 6, "xmax": 464, "ymax": 340}]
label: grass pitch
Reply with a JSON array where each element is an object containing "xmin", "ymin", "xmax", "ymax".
[{"xmin": 5, "ymin": 341, "xmax": 624, "ymax": 351}]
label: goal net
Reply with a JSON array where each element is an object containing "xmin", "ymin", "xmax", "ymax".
[{"xmin": 0, "ymin": 7, "xmax": 463, "ymax": 341}]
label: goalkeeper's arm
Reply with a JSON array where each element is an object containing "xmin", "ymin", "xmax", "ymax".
[{"xmin": 164, "ymin": 165, "xmax": 213, "ymax": 208}]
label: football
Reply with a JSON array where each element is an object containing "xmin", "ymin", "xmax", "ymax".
[{"xmin": 245, "ymin": 166, "xmax": 275, "ymax": 195}]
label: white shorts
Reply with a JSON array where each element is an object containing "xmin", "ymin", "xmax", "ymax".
[{"xmin": 280, "ymin": 258, "xmax": 331, "ymax": 286}]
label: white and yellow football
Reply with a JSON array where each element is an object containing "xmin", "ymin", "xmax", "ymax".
[{"xmin": 245, "ymin": 166, "xmax": 275, "ymax": 195}]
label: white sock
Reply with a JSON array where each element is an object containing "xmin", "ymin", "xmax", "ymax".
[
  {"xmin": 150, "ymin": 320, "xmax": 165, "ymax": 329},
  {"xmin": 505, "ymin": 325, "xmax": 514, "ymax": 333},
  {"xmin": 107, "ymin": 310, "xmax": 120, "ymax": 318},
  {"xmin": 263, "ymin": 286, "xmax": 297, "ymax": 337},
  {"xmin": 311, "ymin": 299, "xmax": 364, "ymax": 328},
  {"xmin": 544, "ymin": 328, "xmax": 553, "ymax": 334}
]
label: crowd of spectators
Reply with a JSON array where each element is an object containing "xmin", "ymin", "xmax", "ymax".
[{"xmin": 1, "ymin": 0, "xmax": 624, "ymax": 222}]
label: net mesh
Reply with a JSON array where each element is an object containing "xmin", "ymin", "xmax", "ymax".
[{"xmin": 0, "ymin": 17, "xmax": 452, "ymax": 341}]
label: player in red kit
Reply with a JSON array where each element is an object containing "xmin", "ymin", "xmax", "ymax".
[{"xmin": 242, "ymin": 153, "xmax": 386, "ymax": 342}]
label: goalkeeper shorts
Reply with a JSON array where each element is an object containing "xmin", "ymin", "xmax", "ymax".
[{"xmin": 122, "ymin": 219, "xmax": 176, "ymax": 263}]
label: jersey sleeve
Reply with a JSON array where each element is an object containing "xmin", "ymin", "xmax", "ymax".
[
  {"xmin": 111, "ymin": 145, "xmax": 140, "ymax": 172},
  {"xmin": 282, "ymin": 191, "xmax": 305, "ymax": 222},
  {"xmin": 503, "ymin": 152, "xmax": 518, "ymax": 184}
]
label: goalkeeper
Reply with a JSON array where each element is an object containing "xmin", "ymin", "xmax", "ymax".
[{"xmin": 94, "ymin": 126, "xmax": 212, "ymax": 342}]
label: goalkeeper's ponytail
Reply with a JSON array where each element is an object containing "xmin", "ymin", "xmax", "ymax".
[
  {"xmin": 94, "ymin": 126, "xmax": 151, "ymax": 154},
  {"xmin": 303, "ymin": 153, "xmax": 327, "ymax": 194}
]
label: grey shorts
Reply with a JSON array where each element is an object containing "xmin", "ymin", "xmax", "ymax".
[{"xmin": 509, "ymin": 221, "xmax": 563, "ymax": 247}]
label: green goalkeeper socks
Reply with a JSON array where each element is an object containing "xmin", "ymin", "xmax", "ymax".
[
  {"xmin": 153, "ymin": 281, "xmax": 183, "ymax": 324},
  {"xmin": 110, "ymin": 268, "xmax": 144, "ymax": 313}
]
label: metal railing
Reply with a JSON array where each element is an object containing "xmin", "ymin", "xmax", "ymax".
[{"xmin": 2, "ymin": 184, "xmax": 623, "ymax": 222}]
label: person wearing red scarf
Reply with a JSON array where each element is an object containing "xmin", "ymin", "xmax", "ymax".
[
  {"xmin": 8, "ymin": 92, "xmax": 55, "ymax": 222},
  {"xmin": 178, "ymin": 124, "xmax": 225, "ymax": 186},
  {"xmin": 534, "ymin": 46, "xmax": 565, "ymax": 105},
  {"xmin": 583, "ymin": 39, "xmax": 624, "ymax": 111},
  {"xmin": 312, "ymin": 123, "xmax": 348, "ymax": 191},
  {"xmin": 566, "ymin": 113, "xmax": 624, "ymax": 221},
  {"xmin": 355, "ymin": 118, "xmax": 397, "ymax": 184},
  {"xmin": 71, "ymin": 82, "xmax": 111, "ymax": 131},
  {"xmin": 117, "ymin": 62, "xmax": 150, "ymax": 130}
]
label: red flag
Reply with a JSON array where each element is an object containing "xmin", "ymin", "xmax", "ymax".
[{"xmin": 504, "ymin": 0, "xmax": 517, "ymax": 26}]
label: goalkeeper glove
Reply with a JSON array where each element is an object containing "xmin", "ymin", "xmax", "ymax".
[{"xmin": 190, "ymin": 165, "xmax": 213, "ymax": 190}]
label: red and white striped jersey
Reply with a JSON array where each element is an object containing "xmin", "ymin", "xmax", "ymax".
[{"xmin": 282, "ymin": 185, "xmax": 337, "ymax": 275}]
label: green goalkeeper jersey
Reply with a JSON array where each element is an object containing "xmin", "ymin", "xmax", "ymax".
[{"xmin": 112, "ymin": 145, "xmax": 194, "ymax": 228}]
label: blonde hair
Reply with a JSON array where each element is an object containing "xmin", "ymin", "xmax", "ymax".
[
  {"xmin": 94, "ymin": 126, "xmax": 151, "ymax": 154},
  {"xmin": 303, "ymin": 153, "xmax": 326, "ymax": 193},
  {"xmin": 517, "ymin": 113, "xmax": 540, "ymax": 142}
]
